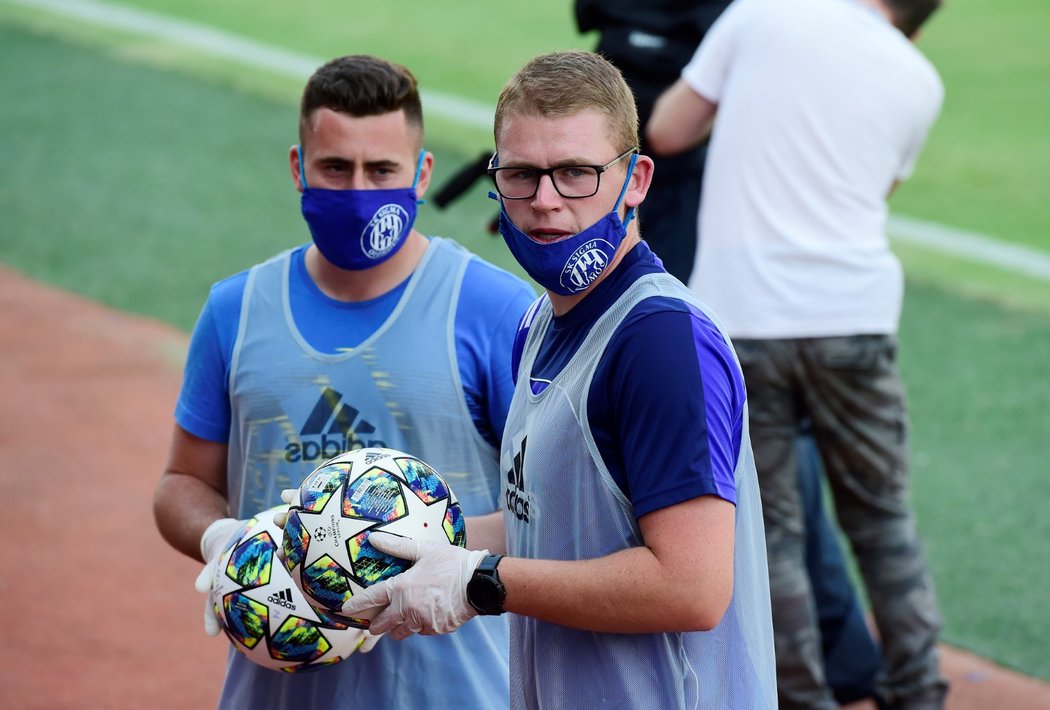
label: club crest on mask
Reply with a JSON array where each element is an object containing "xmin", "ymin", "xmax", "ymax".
[
  {"xmin": 363, "ymin": 204, "xmax": 411, "ymax": 259},
  {"xmin": 298, "ymin": 146, "xmax": 425, "ymax": 271},
  {"xmin": 561, "ymin": 239, "xmax": 614, "ymax": 293}
]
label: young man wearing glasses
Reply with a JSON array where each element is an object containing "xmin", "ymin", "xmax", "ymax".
[{"xmin": 342, "ymin": 50, "xmax": 778, "ymax": 709}]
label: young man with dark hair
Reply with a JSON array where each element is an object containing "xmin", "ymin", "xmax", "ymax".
[{"xmin": 154, "ymin": 54, "xmax": 534, "ymax": 708}]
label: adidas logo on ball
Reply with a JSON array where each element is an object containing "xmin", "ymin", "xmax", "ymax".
[
  {"xmin": 267, "ymin": 588, "xmax": 297, "ymax": 610},
  {"xmin": 212, "ymin": 507, "xmax": 367, "ymax": 672}
]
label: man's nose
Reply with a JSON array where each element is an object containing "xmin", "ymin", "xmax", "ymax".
[{"xmin": 531, "ymin": 173, "xmax": 561, "ymax": 209}]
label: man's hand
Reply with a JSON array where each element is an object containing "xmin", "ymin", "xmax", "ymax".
[
  {"xmin": 270, "ymin": 494, "xmax": 386, "ymax": 653},
  {"xmin": 341, "ymin": 532, "xmax": 489, "ymax": 639},
  {"xmin": 193, "ymin": 517, "xmax": 244, "ymax": 636},
  {"xmin": 194, "ymin": 511, "xmax": 385, "ymax": 656},
  {"xmin": 355, "ymin": 631, "xmax": 383, "ymax": 653},
  {"xmin": 272, "ymin": 489, "xmax": 297, "ymax": 530}
]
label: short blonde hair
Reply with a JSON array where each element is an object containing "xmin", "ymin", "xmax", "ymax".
[{"xmin": 494, "ymin": 51, "xmax": 638, "ymax": 154}]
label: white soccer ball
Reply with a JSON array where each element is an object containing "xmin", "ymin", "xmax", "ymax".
[
  {"xmin": 281, "ymin": 447, "xmax": 467, "ymax": 628},
  {"xmin": 209, "ymin": 506, "xmax": 366, "ymax": 672}
]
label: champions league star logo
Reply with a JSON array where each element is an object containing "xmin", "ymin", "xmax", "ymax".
[
  {"xmin": 560, "ymin": 239, "xmax": 614, "ymax": 293},
  {"xmin": 362, "ymin": 204, "xmax": 410, "ymax": 260}
]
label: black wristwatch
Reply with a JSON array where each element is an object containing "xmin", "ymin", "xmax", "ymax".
[{"xmin": 466, "ymin": 553, "xmax": 506, "ymax": 616}]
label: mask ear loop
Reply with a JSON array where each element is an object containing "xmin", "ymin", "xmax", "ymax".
[
  {"xmin": 297, "ymin": 145, "xmax": 310, "ymax": 190},
  {"xmin": 412, "ymin": 148, "xmax": 426, "ymax": 205},
  {"xmin": 487, "ymin": 152, "xmax": 502, "ymax": 204},
  {"xmin": 613, "ymin": 153, "xmax": 640, "ymax": 228}
]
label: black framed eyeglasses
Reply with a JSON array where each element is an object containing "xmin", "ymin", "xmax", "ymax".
[{"xmin": 487, "ymin": 147, "xmax": 639, "ymax": 200}]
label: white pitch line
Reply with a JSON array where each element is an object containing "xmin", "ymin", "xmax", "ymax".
[
  {"xmin": 3, "ymin": 0, "xmax": 495, "ymax": 130},
  {"xmin": 6, "ymin": 0, "xmax": 1050, "ymax": 282},
  {"xmin": 889, "ymin": 215, "xmax": 1050, "ymax": 282}
]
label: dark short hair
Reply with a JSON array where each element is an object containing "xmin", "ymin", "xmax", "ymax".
[
  {"xmin": 299, "ymin": 55, "xmax": 423, "ymax": 148},
  {"xmin": 884, "ymin": 0, "xmax": 942, "ymax": 38}
]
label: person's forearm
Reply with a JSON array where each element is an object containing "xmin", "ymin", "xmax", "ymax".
[
  {"xmin": 647, "ymin": 79, "xmax": 717, "ymax": 156},
  {"xmin": 154, "ymin": 471, "xmax": 231, "ymax": 562},
  {"xmin": 466, "ymin": 511, "xmax": 506, "ymax": 554},
  {"xmin": 499, "ymin": 546, "xmax": 731, "ymax": 634}
]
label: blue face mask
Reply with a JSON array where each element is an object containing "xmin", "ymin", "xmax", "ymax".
[
  {"xmin": 299, "ymin": 147, "xmax": 424, "ymax": 271},
  {"xmin": 493, "ymin": 153, "xmax": 638, "ymax": 296}
]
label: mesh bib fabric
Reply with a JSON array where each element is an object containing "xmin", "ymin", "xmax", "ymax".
[
  {"xmin": 220, "ymin": 237, "xmax": 509, "ymax": 709},
  {"xmin": 501, "ymin": 273, "xmax": 776, "ymax": 709}
]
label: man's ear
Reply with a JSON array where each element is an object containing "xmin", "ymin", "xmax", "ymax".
[
  {"xmin": 289, "ymin": 144, "xmax": 304, "ymax": 193},
  {"xmin": 413, "ymin": 151, "xmax": 435, "ymax": 200},
  {"xmin": 623, "ymin": 154, "xmax": 655, "ymax": 210}
]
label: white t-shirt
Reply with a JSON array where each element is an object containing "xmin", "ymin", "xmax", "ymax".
[{"xmin": 683, "ymin": 0, "xmax": 943, "ymax": 338}]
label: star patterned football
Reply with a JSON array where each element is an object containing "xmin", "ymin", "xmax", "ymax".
[
  {"xmin": 281, "ymin": 447, "xmax": 467, "ymax": 628},
  {"xmin": 209, "ymin": 506, "xmax": 367, "ymax": 672}
]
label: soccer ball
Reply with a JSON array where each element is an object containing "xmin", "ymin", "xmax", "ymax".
[
  {"xmin": 281, "ymin": 447, "xmax": 467, "ymax": 628},
  {"xmin": 210, "ymin": 506, "xmax": 366, "ymax": 672}
]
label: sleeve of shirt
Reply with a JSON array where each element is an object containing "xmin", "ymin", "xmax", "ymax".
[
  {"xmin": 510, "ymin": 295, "xmax": 547, "ymax": 387},
  {"xmin": 681, "ymin": 0, "xmax": 751, "ymax": 103},
  {"xmin": 896, "ymin": 60, "xmax": 945, "ymax": 181},
  {"xmin": 455, "ymin": 259, "xmax": 537, "ymax": 448},
  {"xmin": 173, "ymin": 274, "xmax": 246, "ymax": 443},
  {"xmin": 590, "ymin": 300, "xmax": 745, "ymax": 519}
]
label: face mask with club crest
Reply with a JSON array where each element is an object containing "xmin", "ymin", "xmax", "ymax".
[
  {"xmin": 490, "ymin": 151, "xmax": 638, "ymax": 296},
  {"xmin": 299, "ymin": 147, "xmax": 425, "ymax": 270}
]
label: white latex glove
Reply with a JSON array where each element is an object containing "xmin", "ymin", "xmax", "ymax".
[
  {"xmin": 271, "ymin": 494, "xmax": 385, "ymax": 652},
  {"xmin": 341, "ymin": 531, "xmax": 488, "ymax": 640},
  {"xmin": 193, "ymin": 517, "xmax": 244, "ymax": 637},
  {"xmin": 272, "ymin": 489, "xmax": 297, "ymax": 529},
  {"xmin": 356, "ymin": 630, "xmax": 383, "ymax": 653}
]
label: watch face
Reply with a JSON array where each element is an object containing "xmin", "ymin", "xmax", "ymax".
[
  {"xmin": 468, "ymin": 560, "xmax": 505, "ymax": 615},
  {"xmin": 467, "ymin": 577, "xmax": 494, "ymax": 613}
]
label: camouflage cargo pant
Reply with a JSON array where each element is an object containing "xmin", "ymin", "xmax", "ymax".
[{"xmin": 735, "ymin": 335, "xmax": 949, "ymax": 710}]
